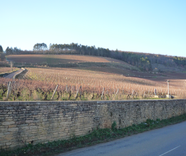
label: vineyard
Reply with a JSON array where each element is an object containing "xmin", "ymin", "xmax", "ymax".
[
  {"xmin": 6, "ymin": 55, "xmax": 111, "ymax": 64},
  {"xmin": 6, "ymin": 55, "xmax": 139, "ymax": 71},
  {"xmin": 0, "ymin": 67, "xmax": 186, "ymax": 101}
]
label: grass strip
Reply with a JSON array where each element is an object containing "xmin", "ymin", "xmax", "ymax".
[{"xmin": 1, "ymin": 113, "xmax": 186, "ymax": 156}]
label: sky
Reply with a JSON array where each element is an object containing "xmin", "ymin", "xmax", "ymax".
[{"xmin": 1, "ymin": 0, "xmax": 186, "ymax": 57}]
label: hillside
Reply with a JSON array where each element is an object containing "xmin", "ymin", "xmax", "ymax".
[
  {"xmin": 6, "ymin": 54, "xmax": 139, "ymax": 72},
  {"xmin": 1, "ymin": 53, "xmax": 186, "ymax": 101},
  {"xmin": 5, "ymin": 54, "xmax": 186, "ymax": 80},
  {"xmin": 5, "ymin": 43, "xmax": 186, "ymax": 72}
]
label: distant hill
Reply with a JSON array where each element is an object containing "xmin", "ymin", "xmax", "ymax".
[
  {"xmin": 6, "ymin": 55, "xmax": 139, "ymax": 72},
  {"xmin": 5, "ymin": 43, "xmax": 186, "ymax": 72}
]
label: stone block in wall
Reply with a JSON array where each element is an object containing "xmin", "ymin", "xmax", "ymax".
[{"xmin": 2, "ymin": 121, "xmax": 15, "ymax": 126}]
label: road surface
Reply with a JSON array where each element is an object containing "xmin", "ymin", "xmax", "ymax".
[
  {"xmin": 4, "ymin": 68, "xmax": 24, "ymax": 79},
  {"xmin": 57, "ymin": 121, "xmax": 186, "ymax": 156}
]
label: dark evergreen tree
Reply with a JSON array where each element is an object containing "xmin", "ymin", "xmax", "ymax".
[
  {"xmin": 0, "ymin": 45, "xmax": 3, "ymax": 53},
  {"xmin": 33, "ymin": 43, "xmax": 48, "ymax": 51}
]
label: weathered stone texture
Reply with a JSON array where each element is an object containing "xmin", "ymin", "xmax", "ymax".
[{"xmin": 0, "ymin": 99, "xmax": 186, "ymax": 149}]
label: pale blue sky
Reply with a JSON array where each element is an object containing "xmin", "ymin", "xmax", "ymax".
[{"xmin": 1, "ymin": 0, "xmax": 186, "ymax": 57}]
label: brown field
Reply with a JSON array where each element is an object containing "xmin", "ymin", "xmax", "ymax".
[
  {"xmin": 6, "ymin": 54, "xmax": 138, "ymax": 70},
  {"xmin": 0, "ymin": 67, "xmax": 19, "ymax": 75},
  {"xmin": 6, "ymin": 55, "xmax": 111, "ymax": 64}
]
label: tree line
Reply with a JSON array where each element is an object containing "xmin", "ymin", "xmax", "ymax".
[{"xmin": 173, "ymin": 56, "xmax": 186, "ymax": 66}]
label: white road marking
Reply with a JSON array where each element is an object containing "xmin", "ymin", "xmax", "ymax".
[{"xmin": 159, "ymin": 145, "xmax": 181, "ymax": 156}]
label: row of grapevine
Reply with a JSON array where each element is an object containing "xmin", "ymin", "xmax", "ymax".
[{"xmin": 0, "ymin": 77, "xmax": 185, "ymax": 101}]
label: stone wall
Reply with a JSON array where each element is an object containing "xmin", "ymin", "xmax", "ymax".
[{"xmin": 0, "ymin": 99, "xmax": 186, "ymax": 149}]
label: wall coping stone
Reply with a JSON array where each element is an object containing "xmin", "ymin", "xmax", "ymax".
[{"xmin": 0, "ymin": 99, "xmax": 186, "ymax": 106}]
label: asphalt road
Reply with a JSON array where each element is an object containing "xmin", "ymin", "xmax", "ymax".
[{"xmin": 58, "ymin": 121, "xmax": 186, "ymax": 156}]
